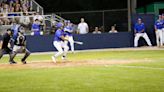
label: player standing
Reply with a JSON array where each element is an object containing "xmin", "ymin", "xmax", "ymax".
[
  {"xmin": 64, "ymin": 20, "xmax": 75, "ymax": 53},
  {"xmin": 10, "ymin": 28, "xmax": 31, "ymax": 64},
  {"xmin": 161, "ymin": 14, "xmax": 164, "ymax": 44},
  {"xmin": 0, "ymin": 29, "xmax": 16, "ymax": 64},
  {"xmin": 31, "ymin": 19, "xmax": 43, "ymax": 36},
  {"xmin": 134, "ymin": 18, "xmax": 152, "ymax": 47},
  {"xmin": 51, "ymin": 22, "xmax": 69, "ymax": 63},
  {"xmin": 11, "ymin": 19, "xmax": 21, "ymax": 40},
  {"xmin": 77, "ymin": 18, "xmax": 89, "ymax": 34},
  {"xmin": 154, "ymin": 15, "xmax": 163, "ymax": 47}
]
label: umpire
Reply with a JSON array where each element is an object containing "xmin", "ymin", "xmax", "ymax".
[{"xmin": 0, "ymin": 29, "xmax": 16, "ymax": 64}]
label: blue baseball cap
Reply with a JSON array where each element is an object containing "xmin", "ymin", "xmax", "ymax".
[
  {"xmin": 67, "ymin": 20, "xmax": 71, "ymax": 23},
  {"xmin": 64, "ymin": 20, "xmax": 67, "ymax": 23},
  {"xmin": 137, "ymin": 18, "xmax": 142, "ymax": 21},
  {"xmin": 64, "ymin": 20, "xmax": 71, "ymax": 23},
  {"xmin": 56, "ymin": 22, "xmax": 63, "ymax": 28}
]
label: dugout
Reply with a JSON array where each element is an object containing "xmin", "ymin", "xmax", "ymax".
[
  {"xmin": 136, "ymin": 2, "xmax": 164, "ymax": 16},
  {"xmin": 132, "ymin": 14, "xmax": 156, "ymax": 47}
]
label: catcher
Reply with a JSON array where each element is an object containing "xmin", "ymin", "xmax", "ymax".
[{"xmin": 10, "ymin": 27, "xmax": 31, "ymax": 64}]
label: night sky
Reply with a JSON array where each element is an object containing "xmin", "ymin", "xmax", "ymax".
[{"xmin": 35, "ymin": 0, "xmax": 164, "ymax": 13}]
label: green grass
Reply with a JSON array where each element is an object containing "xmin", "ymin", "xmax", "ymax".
[{"xmin": 0, "ymin": 50, "xmax": 164, "ymax": 92}]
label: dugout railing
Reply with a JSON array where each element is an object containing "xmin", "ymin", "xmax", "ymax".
[
  {"xmin": 31, "ymin": 0, "xmax": 44, "ymax": 15},
  {"xmin": 0, "ymin": 12, "xmax": 66, "ymax": 35}
]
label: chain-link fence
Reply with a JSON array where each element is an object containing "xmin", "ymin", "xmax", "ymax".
[{"xmin": 56, "ymin": 9, "xmax": 128, "ymax": 33}]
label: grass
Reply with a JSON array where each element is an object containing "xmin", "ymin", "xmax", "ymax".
[{"xmin": 0, "ymin": 50, "xmax": 164, "ymax": 92}]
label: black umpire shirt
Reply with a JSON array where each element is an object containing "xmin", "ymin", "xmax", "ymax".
[{"xmin": 1, "ymin": 33, "xmax": 11, "ymax": 49}]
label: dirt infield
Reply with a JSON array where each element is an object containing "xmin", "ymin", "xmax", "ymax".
[
  {"xmin": 0, "ymin": 47, "xmax": 159, "ymax": 69},
  {"xmin": 0, "ymin": 59, "xmax": 152, "ymax": 69}
]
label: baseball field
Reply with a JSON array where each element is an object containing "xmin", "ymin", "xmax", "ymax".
[{"xmin": 0, "ymin": 48, "xmax": 164, "ymax": 92}]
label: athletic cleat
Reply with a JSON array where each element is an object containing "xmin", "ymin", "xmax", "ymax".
[
  {"xmin": 71, "ymin": 51, "xmax": 75, "ymax": 54},
  {"xmin": 51, "ymin": 56, "xmax": 56, "ymax": 63},
  {"xmin": 61, "ymin": 56, "xmax": 66, "ymax": 60},
  {"xmin": 9, "ymin": 61, "xmax": 17, "ymax": 64},
  {"xmin": 21, "ymin": 59, "xmax": 27, "ymax": 64},
  {"xmin": 21, "ymin": 60, "xmax": 27, "ymax": 64}
]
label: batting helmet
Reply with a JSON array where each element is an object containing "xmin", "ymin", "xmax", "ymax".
[{"xmin": 56, "ymin": 22, "xmax": 63, "ymax": 28}]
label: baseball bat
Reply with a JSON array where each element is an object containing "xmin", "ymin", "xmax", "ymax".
[{"xmin": 74, "ymin": 41, "xmax": 83, "ymax": 45}]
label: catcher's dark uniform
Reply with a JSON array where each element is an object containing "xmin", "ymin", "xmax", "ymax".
[
  {"xmin": 0, "ymin": 32, "xmax": 16, "ymax": 64},
  {"xmin": 10, "ymin": 32, "xmax": 30, "ymax": 64}
]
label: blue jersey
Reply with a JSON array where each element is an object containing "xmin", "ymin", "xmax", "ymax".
[
  {"xmin": 162, "ymin": 20, "xmax": 164, "ymax": 28},
  {"xmin": 11, "ymin": 24, "xmax": 20, "ymax": 40},
  {"xmin": 32, "ymin": 23, "xmax": 40, "ymax": 32},
  {"xmin": 32, "ymin": 23, "xmax": 40, "ymax": 35},
  {"xmin": 155, "ymin": 20, "xmax": 163, "ymax": 30},
  {"xmin": 64, "ymin": 26, "xmax": 73, "ymax": 36},
  {"xmin": 54, "ymin": 29, "xmax": 64, "ymax": 41},
  {"xmin": 134, "ymin": 23, "xmax": 145, "ymax": 33}
]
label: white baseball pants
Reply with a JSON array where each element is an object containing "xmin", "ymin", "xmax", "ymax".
[
  {"xmin": 156, "ymin": 29, "xmax": 163, "ymax": 46},
  {"xmin": 162, "ymin": 28, "xmax": 164, "ymax": 44},
  {"xmin": 134, "ymin": 33, "xmax": 152, "ymax": 47},
  {"xmin": 53, "ymin": 41, "xmax": 69, "ymax": 58},
  {"xmin": 68, "ymin": 36, "xmax": 74, "ymax": 52}
]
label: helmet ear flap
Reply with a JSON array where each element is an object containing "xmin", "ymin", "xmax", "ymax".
[{"xmin": 19, "ymin": 26, "xmax": 25, "ymax": 33}]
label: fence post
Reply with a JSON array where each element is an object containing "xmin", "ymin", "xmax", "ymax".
[
  {"xmin": 102, "ymin": 11, "xmax": 105, "ymax": 32},
  {"xmin": 30, "ymin": 0, "xmax": 33, "ymax": 11},
  {"xmin": 127, "ymin": 0, "xmax": 132, "ymax": 32}
]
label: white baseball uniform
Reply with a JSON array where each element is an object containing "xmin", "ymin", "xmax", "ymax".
[
  {"xmin": 134, "ymin": 22, "xmax": 152, "ymax": 47},
  {"xmin": 155, "ymin": 20, "xmax": 163, "ymax": 46}
]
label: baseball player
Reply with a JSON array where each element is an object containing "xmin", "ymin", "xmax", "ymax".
[
  {"xmin": 51, "ymin": 22, "xmax": 69, "ymax": 63},
  {"xmin": 134, "ymin": 18, "xmax": 152, "ymax": 47},
  {"xmin": 154, "ymin": 15, "xmax": 163, "ymax": 47},
  {"xmin": 0, "ymin": 29, "xmax": 16, "ymax": 64},
  {"xmin": 10, "ymin": 27, "xmax": 31, "ymax": 64},
  {"xmin": 31, "ymin": 19, "xmax": 43, "ymax": 36},
  {"xmin": 64, "ymin": 20, "xmax": 75, "ymax": 53},
  {"xmin": 162, "ymin": 14, "xmax": 164, "ymax": 44},
  {"xmin": 11, "ymin": 19, "xmax": 21, "ymax": 40}
]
